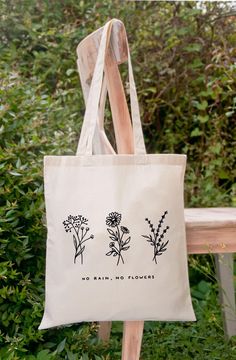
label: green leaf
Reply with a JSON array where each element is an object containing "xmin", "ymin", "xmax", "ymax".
[
  {"xmin": 210, "ymin": 143, "xmax": 221, "ymax": 154},
  {"xmin": 16, "ymin": 158, "xmax": 21, "ymax": 168},
  {"xmin": 190, "ymin": 128, "xmax": 203, "ymax": 137},
  {"xmin": 189, "ymin": 58, "xmax": 203, "ymax": 69},
  {"xmin": 219, "ymin": 170, "xmax": 229, "ymax": 180},
  {"xmin": 36, "ymin": 350, "xmax": 51, "ymax": 360},
  {"xmin": 146, "ymin": 87, "xmax": 157, "ymax": 94},
  {"xmin": 56, "ymin": 337, "xmax": 66, "ymax": 353},
  {"xmin": 198, "ymin": 280, "xmax": 211, "ymax": 295},
  {"xmin": 66, "ymin": 69, "xmax": 75, "ymax": 76},
  {"xmin": 197, "ymin": 115, "xmax": 209, "ymax": 123},
  {"xmin": 80, "ymin": 354, "xmax": 89, "ymax": 360},
  {"xmin": 199, "ymin": 89, "xmax": 214, "ymax": 98},
  {"xmin": 2, "ymin": 311, "xmax": 8, "ymax": 321},
  {"xmin": 67, "ymin": 351, "xmax": 77, "ymax": 360},
  {"xmin": 226, "ymin": 111, "xmax": 234, "ymax": 117},
  {"xmin": 177, "ymin": 27, "xmax": 189, "ymax": 36},
  {"xmin": 9, "ymin": 171, "xmax": 22, "ymax": 176},
  {"xmin": 194, "ymin": 100, "xmax": 208, "ymax": 110},
  {"xmin": 184, "ymin": 43, "xmax": 202, "ymax": 52}
]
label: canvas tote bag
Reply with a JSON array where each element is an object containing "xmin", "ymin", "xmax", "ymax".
[{"xmin": 39, "ymin": 20, "xmax": 195, "ymax": 329}]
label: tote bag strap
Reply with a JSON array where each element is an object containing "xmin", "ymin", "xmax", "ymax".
[
  {"xmin": 76, "ymin": 19, "xmax": 146, "ymax": 155},
  {"xmin": 102, "ymin": 43, "xmax": 134, "ymax": 154}
]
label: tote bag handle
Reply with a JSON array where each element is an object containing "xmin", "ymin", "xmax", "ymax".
[
  {"xmin": 76, "ymin": 19, "xmax": 146, "ymax": 155},
  {"xmin": 76, "ymin": 20, "xmax": 133, "ymax": 155}
]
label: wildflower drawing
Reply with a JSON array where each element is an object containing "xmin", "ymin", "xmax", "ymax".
[
  {"xmin": 63, "ymin": 215, "xmax": 94, "ymax": 264},
  {"xmin": 142, "ymin": 211, "xmax": 170, "ymax": 264},
  {"xmin": 105, "ymin": 212, "xmax": 130, "ymax": 266}
]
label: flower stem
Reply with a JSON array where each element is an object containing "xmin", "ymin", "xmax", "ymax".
[
  {"xmin": 71, "ymin": 223, "xmax": 83, "ymax": 264},
  {"xmin": 117, "ymin": 253, "xmax": 124, "ymax": 266},
  {"xmin": 116, "ymin": 225, "xmax": 123, "ymax": 266}
]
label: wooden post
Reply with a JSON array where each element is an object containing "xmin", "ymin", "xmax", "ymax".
[
  {"xmin": 98, "ymin": 321, "xmax": 112, "ymax": 342},
  {"xmin": 122, "ymin": 321, "xmax": 144, "ymax": 360},
  {"xmin": 215, "ymin": 253, "xmax": 236, "ymax": 339}
]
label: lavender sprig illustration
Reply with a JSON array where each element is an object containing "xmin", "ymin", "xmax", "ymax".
[
  {"xmin": 142, "ymin": 211, "xmax": 170, "ymax": 264},
  {"xmin": 105, "ymin": 212, "xmax": 130, "ymax": 266},
  {"xmin": 63, "ymin": 215, "xmax": 94, "ymax": 264}
]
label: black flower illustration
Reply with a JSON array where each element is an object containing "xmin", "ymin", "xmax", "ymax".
[
  {"xmin": 106, "ymin": 212, "xmax": 121, "ymax": 227},
  {"xmin": 142, "ymin": 211, "xmax": 170, "ymax": 264},
  {"xmin": 105, "ymin": 212, "xmax": 130, "ymax": 265},
  {"xmin": 121, "ymin": 226, "xmax": 129, "ymax": 234},
  {"xmin": 63, "ymin": 214, "xmax": 93, "ymax": 264}
]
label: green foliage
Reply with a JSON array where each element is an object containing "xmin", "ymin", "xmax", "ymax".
[
  {"xmin": 0, "ymin": 0, "xmax": 236, "ymax": 358},
  {"xmin": 127, "ymin": 2, "xmax": 236, "ymax": 207}
]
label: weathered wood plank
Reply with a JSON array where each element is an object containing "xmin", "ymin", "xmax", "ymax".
[
  {"xmin": 121, "ymin": 321, "xmax": 144, "ymax": 360},
  {"xmin": 185, "ymin": 208, "xmax": 236, "ymax": 254},
  {"xmin": 185, "ymin": 208, "xmax": 236, "ymax": 228}
]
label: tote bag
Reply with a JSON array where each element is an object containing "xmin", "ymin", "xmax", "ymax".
[{"xmin": 39, "ymin": 20, "xmax": 195, "ymax": 330}]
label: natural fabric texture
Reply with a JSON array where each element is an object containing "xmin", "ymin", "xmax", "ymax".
[{"xmin": 39, "ymin": 20, "xmax": 195, "ymax": 330}]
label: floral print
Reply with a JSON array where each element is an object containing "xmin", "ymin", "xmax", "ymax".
[
  {"xmin": 105, "ymin": 212, "xmax": 121, "ymax": 227},
  {"xmin": 142, "ymin": 211, "xmax": 170, "ymax": 264},
  {"xmin": 63, "ymin": 214, "xmax": 93, "ymax": 264},
  {"xmin": 105, "ymin": 212, "xmax": 130, "ymax": 265}
]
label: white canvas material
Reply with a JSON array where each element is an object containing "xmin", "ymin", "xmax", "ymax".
[{"xmin": 39, "ymin": 20, "xmax": 195, "ymax": 330}]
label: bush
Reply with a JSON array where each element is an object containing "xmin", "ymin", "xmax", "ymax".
[{"xmin": 0, "ymin": 1, "xmax": 235, "ymax": 358}]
